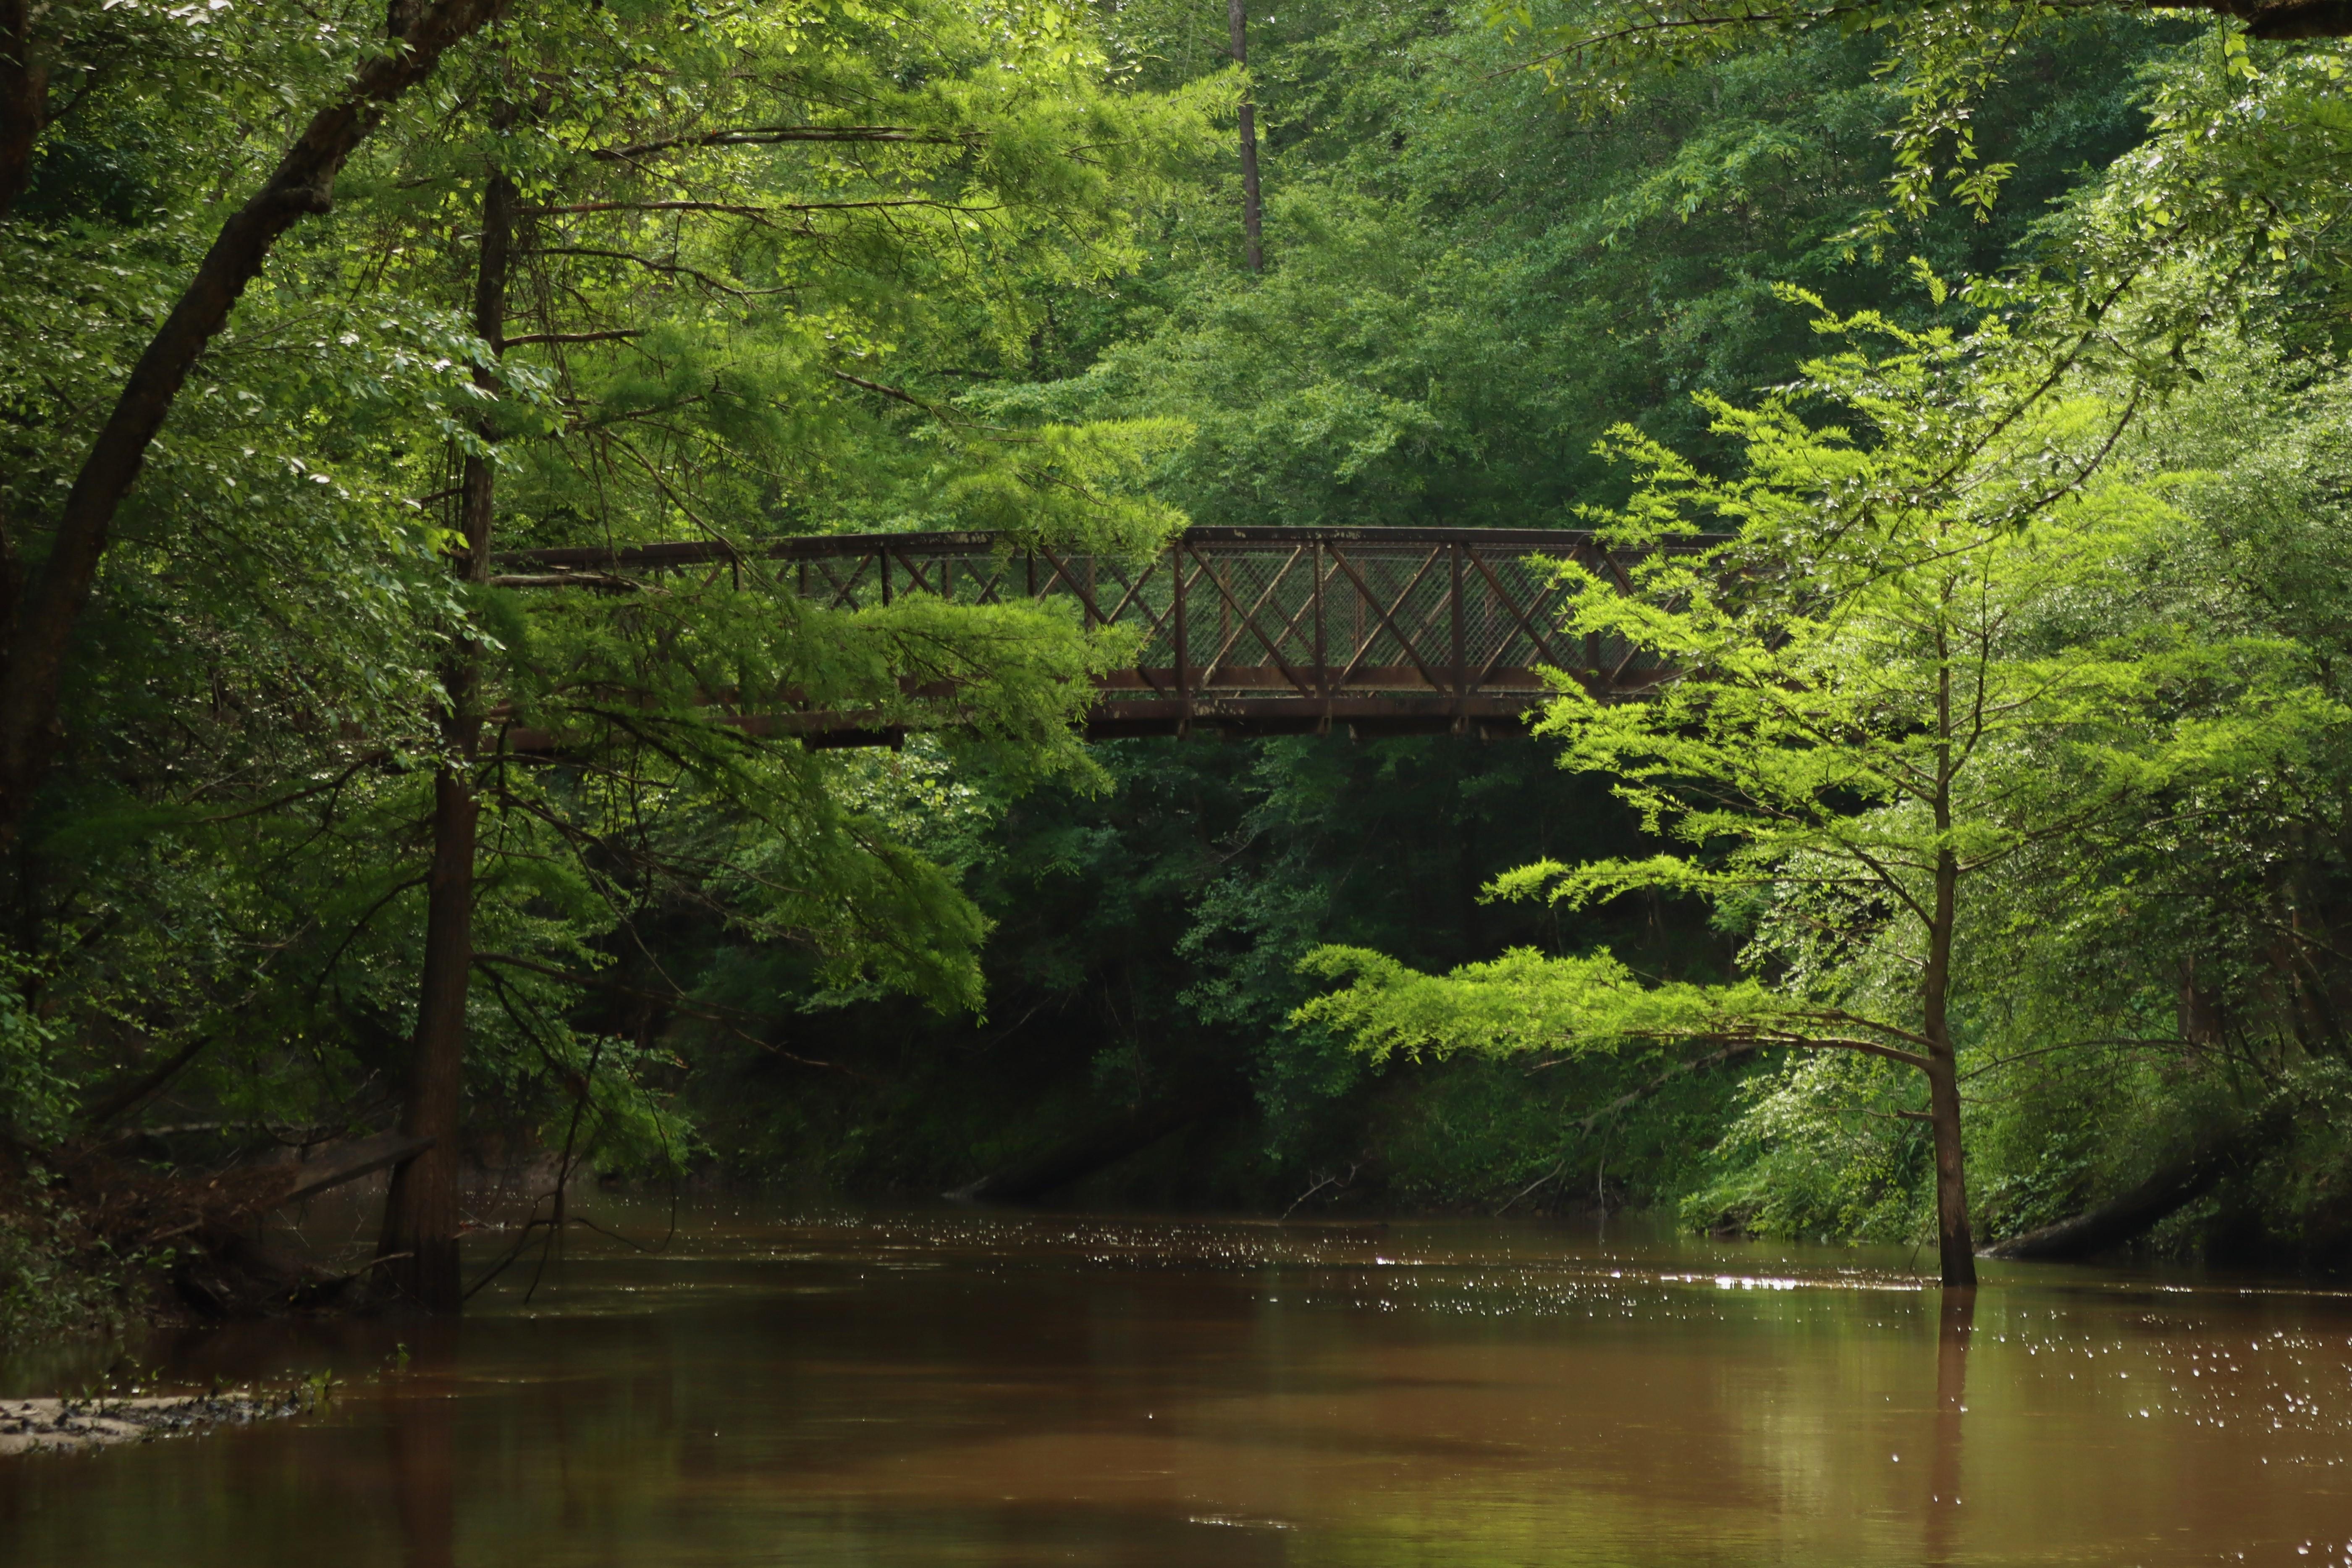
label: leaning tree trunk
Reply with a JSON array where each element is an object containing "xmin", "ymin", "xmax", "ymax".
[
  {"xmin": 1989, "ymin": 1098, "xmax": 2296, "ymax": 1261},
  {"xmin": 376, "ymin": 165, "xmax": 514, "ymax": 1313},
  {"xmin": 0, "ymin": 0, "xmax": 509, "ymax": 854},
  {"xmin": 944, "ymin": 1081, "xmax": 1245, "ymax": 1206}
]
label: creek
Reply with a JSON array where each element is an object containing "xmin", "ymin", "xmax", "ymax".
[{"xmin": 3, "ymin": 1204, "xmax": 2348, "ymax": 1565}]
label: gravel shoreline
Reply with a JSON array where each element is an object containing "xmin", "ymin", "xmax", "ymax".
[{"xmin": 0, "ymin": 1391, "xmax": 310, "ymax": 1456}]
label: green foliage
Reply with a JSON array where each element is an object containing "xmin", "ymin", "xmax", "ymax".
[
  {"xmin": 1020, "ymin": 2, "xmax": 2177, "ymax": 539},
  {"xmin": 1293, "ymin": 281, "xmax": 2342, "ymax": 1251},
  {"xmin": 0, "ymin": 0, "xmax": 1215, "ymax": 1329},
  {"xmin": 0, "ymin": 952, "xmax": 71, "ymax": 1148},
  {"xmin": 0, "ymin": 1182, "xmax": 149, "ymax": 1345},
  {"xmin": 1677, "ymin": 1053, "xmax": 1936, "ymax": 1241},
  {"xmin": 637, "ymin": 0, "xmax": 2352, "ymax": 1243},
  {"xmin": 1484, "ymin": 0, "xmax": 2200, "ymax": 233},
  {"xmin": 17, "ymin": 0, "xmax": 2352, "ymax": 1317}
]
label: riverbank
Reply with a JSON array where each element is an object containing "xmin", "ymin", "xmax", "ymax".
[{"xmin": 0, "ymin": 1389, "xmax": 311, "ymax": 1457}]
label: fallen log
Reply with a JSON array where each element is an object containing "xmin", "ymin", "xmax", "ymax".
[
  {"xmin": 275, "ymin": 1131, "xmax": 433, "ymax": 1207},
  {"xmin": 170, "ymin": 1135, "xmax": 430, "ymax": 1316},
  {"xmin": 29, "ymin": 1130, "xmax": 434, "ymax": 1318},
  {"xmin": 68, "ymin": 1130, "xmax": 432, "ymax": 1234},
  {"xmin": 1987, "ymin": 1102, "xmax": 2292, "ymax": 1262},
  {"xmin": 77, "ymin": 1032, "xmax": 220, "ymax": 1127}
]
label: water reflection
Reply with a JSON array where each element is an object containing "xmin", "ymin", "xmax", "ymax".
[
  {"xmin": 1926, "ymin": 1287, "xmax": 1972, "ymax": 1566},
  {"xmin": 3, "ymin": 1208, "xmax": 2350, "ymax": 1567},
  {"xmin": 386, "ymin": 1328, "xmax": 458, "ymax": 1568}
]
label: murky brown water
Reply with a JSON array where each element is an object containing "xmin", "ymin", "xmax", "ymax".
[{"xmin": 3, "ymin": 1206, "xmax": 2350, "ymax": 1565}]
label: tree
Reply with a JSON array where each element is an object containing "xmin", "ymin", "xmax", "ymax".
[
  {"xmin": 1227, "ymin": 0, "xmax": 1264, "ymax": 271},
  {"xmin": 670, "ymin": 1, "xmax": 2214, "ymax": 1222},
  {"xmin": 374, "ymin": 129, "xmax": 516, "ymax": 1313},
  {"xmin": 0, "ymin": 0, "xmax": 1210, "ymax": 1319},
  {"xmin": 1481, "ymin": 0, "xmax": 2330, "ymax": 254},
  {"xmin": 1292, "ymin": 291, "xmax": 2321, "ymax": 1285},
  {"xmin": 0, "ymin": 0, "xmax": 514, "ymax": 852},
  {"xmin": 354, "ymin": 0, "xmax": 1207, "ymax": 1308}
]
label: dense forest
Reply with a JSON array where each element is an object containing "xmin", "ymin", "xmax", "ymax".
[{"xmin": 7, "ymin": 0, "xmax": 2352, "ymax": 1332}]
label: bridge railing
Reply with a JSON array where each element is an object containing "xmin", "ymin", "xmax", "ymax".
[{"xmin": 497, "ymin": 526, "xmax": 1679, "ymax": 739}]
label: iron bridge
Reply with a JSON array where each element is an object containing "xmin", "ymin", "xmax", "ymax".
[{"xmin": 495, "ymin": 526, "xmax": 1677, "ymax": 743}]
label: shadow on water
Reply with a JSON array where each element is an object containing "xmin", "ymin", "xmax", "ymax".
[{"xmin": 386, "ymin": 1327, "xmax": 459, "ymax": 1568}]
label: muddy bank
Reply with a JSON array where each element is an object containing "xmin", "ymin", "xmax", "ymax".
[{"xmin": 0, "ymin": 1390, "xmax": 310, "ymax": 1456}]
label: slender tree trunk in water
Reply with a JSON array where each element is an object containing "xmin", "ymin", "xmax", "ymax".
[
  {"xmin": 1925, "ymin": 1032, "xmax": 1977, "ymax": 1286},
  {"xmin": 377, "ymin": 165, "xmax": 514, "ymax": 1313},
  {"xmin": 1227, "ymin": 0, "xmax": 1263, "ymax": 273},
  {"xmin": 1924, "ymin": 644, "xmax": 1978, "ymax": 1288}
]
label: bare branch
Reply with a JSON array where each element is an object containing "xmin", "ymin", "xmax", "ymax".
[{"xmin": 500, "ymin": 329, "xmax": 644, "ymax": 349}]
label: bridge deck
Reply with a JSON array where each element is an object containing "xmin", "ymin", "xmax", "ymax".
[{"xmin": 495, "ymin": 527, "xmax": 1673, "ymax": 742}]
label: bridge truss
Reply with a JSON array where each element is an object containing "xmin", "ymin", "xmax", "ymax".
[{"xmin": 496, "ymin": 526, "xmax": 1676, "ymax": 742}]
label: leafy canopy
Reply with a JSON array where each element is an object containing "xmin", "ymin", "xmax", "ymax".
[{"xmin": 1297, "ymin": 290, "xmax": 2326, "ymax": 1077}]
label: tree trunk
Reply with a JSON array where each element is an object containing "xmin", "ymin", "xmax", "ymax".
[
  {"xmin": 1226, "ymin": 0, "xmax": 1263, "ymax": 273},
  {"xmin": 1924, "ymin": 1038, "xmax": 1977, "ymax": 1287},
  {"xmin": 375, "ymin": 165, "xmax": 514, "ymax": 1314},
  {"xmin": 1923, "ymin": 644, "xmax": 1977, "ymax": 1288},
  {"xmin": 0, "ymin": 0, "xmax": 509, "ymax": 853},
  {"xmin": 375, "ymin": 768, "xmax": 479, "ymax": 1311},
  {"xmin": 0, "ymin": 0, "xmax": 45, "ymax": 220}
]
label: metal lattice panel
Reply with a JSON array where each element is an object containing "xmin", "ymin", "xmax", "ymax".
[{"xmin": 496, "ymin": 526, "xmax": 1682, "ymax": 741}]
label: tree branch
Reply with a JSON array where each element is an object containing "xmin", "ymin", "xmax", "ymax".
[
  {"xmin": 499, "ymin": 329, "xmax": 643, "ymax": 349},
  {"xmin": 584, "ymin": 124, "xmax": 975, "ymax": 161},
  {"xmin": 0, "ymin": 0, "xmax": 513, "ymax": 849}
]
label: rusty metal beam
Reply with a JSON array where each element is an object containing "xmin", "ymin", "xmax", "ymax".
[{"xmin": 490, "ymin": 526, "xmax": 1698, "ymax": 747}]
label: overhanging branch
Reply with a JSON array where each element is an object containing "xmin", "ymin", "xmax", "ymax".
[{"xmin": 585, "ymin": 124, "xmax": 975, "ymax": 161}]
